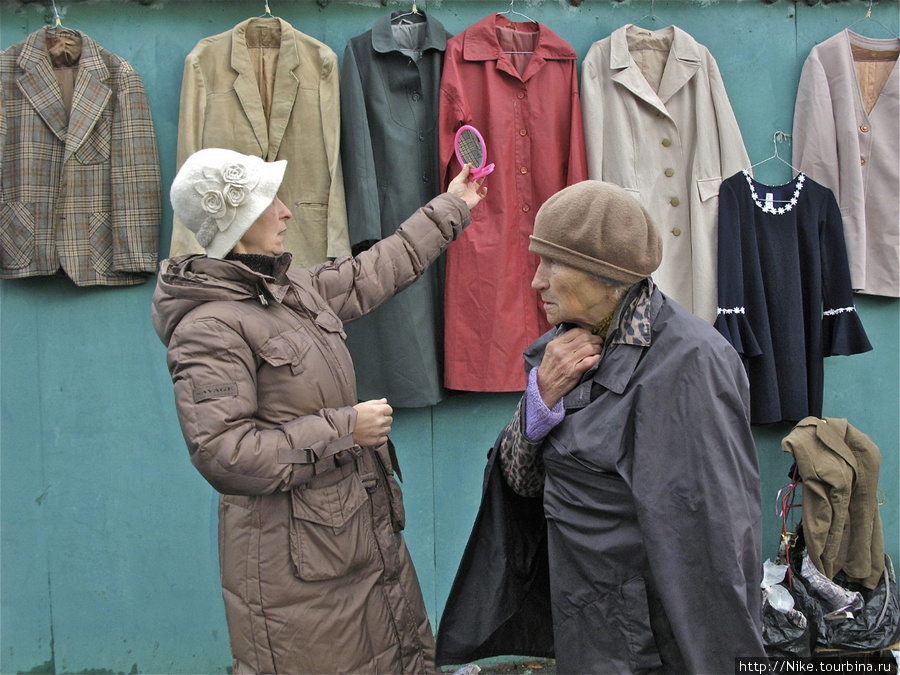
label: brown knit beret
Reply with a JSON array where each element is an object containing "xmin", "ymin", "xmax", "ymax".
[{"xmin": 529, "ymin": 180, "xmax": 662, "ymax": 284}]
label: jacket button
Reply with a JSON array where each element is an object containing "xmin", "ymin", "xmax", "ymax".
[
  {"xmin": 665, "ymin": 168, "xmax": 674, "ymax": 177},
  {"xmin": 662, "ymin": 138, "xmax": 671, "ymax": 147},
  {"xmin": 860, "ymin": 156, "xmax": 867, "ymax": 165},
  {"xmin": 670, "ymin": 197, "xmax": 680, "ymax": 207},
  {"xmin": 519, "ymin": 128, "xmax": 527, "ymax": 136},
  {"xmin": 860, "ymin": 124, "xmax": 869, "ymax": 133},
  {"xmin": 520, "ymin": 166, "xmax": 528, "ymax": 174},
  {"xmin": 672, "ymin": 227, "xmax": 682, "ymax": 236},
  {"xmin": 522, "ymin": 204, "xmax": 530, "ymax": 212},
  {"xmin": 517, "ymin": 91, "xmax": 525, "ymax": 99}
]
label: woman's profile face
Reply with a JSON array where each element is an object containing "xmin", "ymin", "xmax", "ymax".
[
  {"xmin": 532, "ymin": 256, "xmax": 623, "ymax": 331},
  {"xmin": 233, "ymin": 197, "xmax": 292, "ymax": 257}
]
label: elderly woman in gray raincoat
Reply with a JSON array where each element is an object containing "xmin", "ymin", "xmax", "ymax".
[{"xmin": 437, "ymin": 181, "xmax": 766, "ymax": 674}]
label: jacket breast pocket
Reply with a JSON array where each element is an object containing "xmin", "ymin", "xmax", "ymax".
[
  {"xmin": 289, "ymin": 472, "xmax": 379, "ymax": 581},
  {"xmin": 74, "ymin": 118, "xmax": 112, "ymax": 165},
  {"xmin": 258, "ymin": 332, "xmax": 310, "ymax": 375}
]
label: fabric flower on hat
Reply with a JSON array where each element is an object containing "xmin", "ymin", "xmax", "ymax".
[
  {"xmin": 193, "ymin": 163, "xmax": 260, "ymax": 247},
  {"xmin": 170, "ymin": 148, "xmax": 287, "ymax": 259}
]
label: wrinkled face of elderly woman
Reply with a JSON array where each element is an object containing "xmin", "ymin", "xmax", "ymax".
[{"xmin": 532, "ymin": 256, "xmax": 627, "ymax": 331}]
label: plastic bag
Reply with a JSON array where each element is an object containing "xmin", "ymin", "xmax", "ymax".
[
  {"xmin": 763, "ymin": 560, "xmax": 796, "ymax": 612},
  {"xmin": 762, "ymin": 559, "xmax": 813, "ymax": 657},
  {"xmin": 819, "ymin": 555, "xmax": 900, "ymax": 651}
]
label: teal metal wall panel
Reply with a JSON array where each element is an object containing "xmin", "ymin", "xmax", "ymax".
[
  {"xmin": 1, "ymin": 281, "xmax": 54, "ymax": 671},
  {"xmin": 432, "ymin": 392, "xmax": 520, "ymax": 625},
  {"xmin": 1, "ymin": 1, "xmax": 897, "ymax": 672}
]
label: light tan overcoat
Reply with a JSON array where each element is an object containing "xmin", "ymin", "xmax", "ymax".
[
  {"xmin": 169, "ymin": 17, "xmax": 349, "ymax": 267},
  {"xmin": 581, "ymin": 25, "xmax": 749, "ymax": 323}
]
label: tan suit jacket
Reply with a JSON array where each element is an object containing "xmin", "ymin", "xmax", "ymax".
[
  {"xmin": 170, "ymin": 17, "xmax": 349, "ymax": 266},
  {"xmin": 581, "ymin": 25, "xmax": 749, "ymax": 323},
  {"xmin": 782, "ymin": 416, "xmax": 885, "ymax": 589}
]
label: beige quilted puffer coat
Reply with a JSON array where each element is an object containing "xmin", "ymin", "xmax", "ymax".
[{"xmin": 151, "ymin": 193, "xmax": 469, "ymax": 674}]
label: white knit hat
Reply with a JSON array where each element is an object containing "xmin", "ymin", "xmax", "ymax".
[{"xmin": 170, "ymin": 148, "xmax": 287, "ymax": 258}]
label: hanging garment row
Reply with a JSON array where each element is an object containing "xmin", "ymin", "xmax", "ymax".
[{"xmin": 1, "ymin": 8, "xmax": 895, "ymax": 417}]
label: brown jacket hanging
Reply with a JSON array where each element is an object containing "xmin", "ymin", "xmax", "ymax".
[{"xmin": 783, "ymin": 416, "xmax": 885, "ymax": 589}]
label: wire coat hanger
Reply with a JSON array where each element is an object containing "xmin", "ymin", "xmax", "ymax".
[
  {"xmin": 497, "ymin": 0, "xmax": 536, "ymax": 24},
  {"xmin": 49, "ymin": 0, "xmax": 65, "ymax": 28},
  {"xmin": 498, "ymin": 0, "xmax": 536, "ymax": 55},
  {"xmin": 847, "ymin": 0, "xmax": 899, "ymax": 38},
  {"xmin": 748, "ymin": 131, "xmax": 801, "ymax": 175},
  {"xmin": 636, "ymin": 0, "xmax": 665, "ymax": 28},
  {"xmin": 257, "ymin": 1, "xmax": 275, "ymax": 18},
  {"xmin": 392, "ymin": 2, "xmax": 423, "ymax": 24}
]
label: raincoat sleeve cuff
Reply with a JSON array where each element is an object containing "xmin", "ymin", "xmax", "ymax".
[
  {"xmin": 524, "ymin": 367, "xmax": 564, "ymax": 441},
  {"xmin": 714, "ymin": 307, "xmax": 762, "ymax": 358},
  {"xmin": 823, "ymin": 307, "xmax": 873, "ymax": 356}
]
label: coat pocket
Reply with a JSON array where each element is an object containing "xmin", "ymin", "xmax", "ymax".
[
  {"xmin": 0, "ymin": 201, "xmax": 36, "ymax": 269},
  {"xmin": 696, "ymin": 176, "xmax": 723, "ymax": 203},
  {"xmin": 289, "ymin": 472, "xmax": 379, "ymax": 581},
  {"xmin": 258, "ymin": 332, "xmax": 311, "ymax": 375}
]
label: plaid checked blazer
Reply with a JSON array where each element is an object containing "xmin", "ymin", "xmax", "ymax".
[{"xmin": 0, "ymin": 27, "xmax": 161, "ymax": 286}]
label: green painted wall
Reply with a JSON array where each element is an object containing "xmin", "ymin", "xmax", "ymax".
[{"xmin": 1, "ymin": 1, "xmax": 897, "ymax": 672}]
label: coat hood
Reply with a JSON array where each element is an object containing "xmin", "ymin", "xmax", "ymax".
[{"xmin": 151, "ymin": 254, "xmax": 292, "ymax": 346}]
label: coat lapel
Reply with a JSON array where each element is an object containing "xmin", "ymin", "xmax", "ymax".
[
  {"xmin": 813, "ymin": 417, "xmax": 859, "ymax": 473},
  {"xmin": 266, "ymin": 19, "xmax": 301, "ymax": 161},
  {"xmin": 16, "ymin": 28, "xmax": 69, "ymax": 144},
  {"xmin": 656, "ymin": 26, "xmax": 701, "ymax": 105},
  {"xmin": 65, "ymin": 33, "xmax": 110, "ymax": 163},
  {"xmin": 231, "ymin": 20, "xmax": 270, "ymax": 154},
  {"xmin": 609, "ymin": 25, "xmax": 667, "ymax": 116}
]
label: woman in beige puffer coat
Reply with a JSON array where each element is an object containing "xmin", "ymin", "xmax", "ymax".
[{"xmin": 151, "ymin": 148, "xmax": 485, "ymax": 673}]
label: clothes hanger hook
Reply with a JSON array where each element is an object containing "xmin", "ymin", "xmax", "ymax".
[
  {"xmin": 50, "ymin": 0, "xmax": 62, "ymax": 26},
  {"xmin": 773, "ymin": 130, "xmax": 791, "ymax": 150}
]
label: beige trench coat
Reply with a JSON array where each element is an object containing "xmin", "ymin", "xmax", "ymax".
[
  {"xmin": 793, "ymin": 30, "xmax": 900, "ymax": 298},
  {"xmin": 152, "ymin": 193, "xmax": 470, "ymax": 673},
  {"xmin": 169, "ymin": 17, "xmax": 349, "ymax": 267},
  {"xmin": 581, "ymin": 25, "xmax": 749, "ymax": 323}
]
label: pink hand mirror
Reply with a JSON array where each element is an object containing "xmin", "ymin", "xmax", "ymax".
[{"xmin": 454, "ymin": 125, "xmax": 495, "ymax": 181}]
